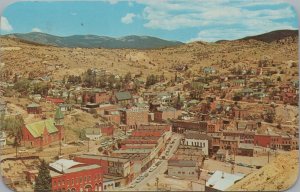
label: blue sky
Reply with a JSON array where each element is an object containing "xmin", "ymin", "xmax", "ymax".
[{"xmin": 0, "ymin": 0, "xmax": 298, "ymax": 42}]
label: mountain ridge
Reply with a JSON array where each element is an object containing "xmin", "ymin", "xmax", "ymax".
[
  {"xmin": 239, "ymin": 29, "xmax": 298, "ymax": 43},
  {"xmin": 3, "ymin": 29, "xmax": 298, "ymax": 49},
  {"xmin": 4, "ymin": 32, "xmax": 184, "ymax": 49}
]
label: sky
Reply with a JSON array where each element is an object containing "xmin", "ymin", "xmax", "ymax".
[{"xmin": 0, "ymin": 0, "xmax": 298, "ymax": 42}]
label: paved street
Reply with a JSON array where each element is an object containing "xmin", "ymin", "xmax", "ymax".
[{"xmin": 120, "ymin": 133, "xmax": 182, "ymax": 191}]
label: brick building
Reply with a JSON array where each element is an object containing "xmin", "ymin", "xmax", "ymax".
[
  {"xmin": 208, "ymin": 132, "xmax": 222, "ymax": 154},
  {"xmin": 220, "ymin": 136, "xmax": 239, "ymax": 155},
  {"xmin": 114, "ymin": 91, "xmax": 132, "ymax": 106},
  {"xmin": 21, "ymin": 108, "xmax": 64, "ymax": 148},
  {"xmin": 82, "ymin": 89, "xmax": 111, "ymax": 104},
  {"xmin": 254, "ymin": 134, "xmax": 271, "ymax": 148},
  {"xmin": 27, "ymin": 103, "xmax": 42, "ymax": 114},
  {"xmin": 74, "ymin": 154, "xmax": 133, "ymax": 185},
  {"xmin": 50, "ymin": 159, "xmax": 104, "ymax": 192},
  {"xmin": 232, "ymin": 107, "xmax": 248, "ymax": 120},
  {"xmin": 120, "ymin": 107, "xmax": 148, "ymax": 127},
  {"xmin": 96, "ymin": 123, "xmax": 114, "ymax": 136},
  {"xmin": 172, "ymin": 120, "xmax": 207, "ymax": 133},
  {"xmin": 102, "ymin": 108, "xmax": 121, "ymax": 125},
  {"xmin": 154, "ymin": 107, "xmax": 182, "ymax": 122},
  {"xmin": 207, "ymin": 119, "xmax": 223, "ymax": 133}
]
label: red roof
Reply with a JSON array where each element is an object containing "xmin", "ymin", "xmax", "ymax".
[{"xmin": 46, "ymin": 97, "xmax": 64, "ymax": 104}]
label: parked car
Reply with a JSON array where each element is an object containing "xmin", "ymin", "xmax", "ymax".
[
  {"xmin": 144, "ymin": 172, "xmax": 149, "ymax": 177},
  {"xmin": 149, "ymin": 166, "xmax": 156, "ymax": 172},
  {"xmin": 208, "ymin": 171, "xmax": 214, "ymax": 175},
  {"xmin": 156, "ymin": 160, "xmax": 162, "ymax": 166}
]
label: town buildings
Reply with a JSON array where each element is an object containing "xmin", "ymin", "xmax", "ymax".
[
  {"xmin": 120, "ymin": 107, "xmax": 149, "ymax": 127},
  {"xmin": 181, "ymin": 131, "xmax": 211, "ymax": 156},
  {"xmin": 50, "ymin": 159, "xmax": 104, "ymax": 192},
  {"xmin": 167, "ymin": 145, "xmax": 205, "ymax": 180},
  {"xmin": 26, "ymin": 103, "xmax": 42, "ymax": 114}
]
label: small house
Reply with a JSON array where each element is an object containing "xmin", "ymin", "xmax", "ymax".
[{"xmin": 27, "ymin": 103, "xmax": 42, "ymax": 114}]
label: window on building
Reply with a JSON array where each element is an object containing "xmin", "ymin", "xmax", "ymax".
[
  {"xmin": 58, "ymin": 181, "xmax": 61, "ymax": 186},
  {"xmin": 53, "ymin": 181, "xmax": 56, "ymax": 187},
  {"xmin": 72, "ymin": 179, "xmax": 74, "ymax": 185},
  {"xmin": 115, "ymin": 182, "xmax": 121, "ymax": 187},
  {"xmin": 182, "ymin": 172, "xmax": 185, "ymax": 174},
  {"xmin": 80, "ymin": 177, "xmax": 82, "ymax": 183},
  {"xmin": 178, "ymin": 171, "xmax": 181, "ymax": 174}
]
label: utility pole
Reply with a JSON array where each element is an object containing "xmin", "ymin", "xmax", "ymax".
[
  {"xmin": 59, "ymin": 139, "xmax": 62, "ymax": 156},
  {"xmin": 155, "ymin": 177, "xmax": 159, "ymax": 191},
  {"xmin": 268, "ymin": 149, "xmax": 270, "ymax": 163}
]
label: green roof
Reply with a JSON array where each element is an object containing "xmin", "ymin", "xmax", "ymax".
[
  {"xmin": 115, "ymin": 91, "xmax": 132, "ymax": 101},
  {"xmin": 55, "ymin": 107, "xmax": 64, "ymax": 119},
  {"xmin": 27, "ymin": 103, "xmax": 40, "ymax": 108},
  {"xmin": 26, "ymin": 119, "xmax": 58, "ymax": 138}
]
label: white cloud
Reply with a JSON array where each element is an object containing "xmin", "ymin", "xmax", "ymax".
[
  {"xmin": 121, "ymin": 13, "xmax": 136, "ymax": 24},
  {"xmin": 32, "ymin": 27, "xmax": 42, "ymax": 32},
  {"xmin": 189, "ymin": 20, "xmax": 296, "ymax": 42},
  {"xmin": 0, "ymin": 16, "xmax": 13, "ymax": 32},
  {"xmin": 107, "ymin": 0, "xmax": 119, "ymax": 4},
  {"xmin": 133, "ymin": 0, "xmax": 297, "ymax": 41},
  {"xmin": 128, "ymin": 1, "xmax": 134, "ymax": 7},
  {"xmin": 70, "ymin": 12, "xmax": 77, "ymax": 16}
]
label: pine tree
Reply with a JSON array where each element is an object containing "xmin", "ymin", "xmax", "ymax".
[{"xmin": 34, "ymin": 160, "xmax": 52, "ymax": 192}]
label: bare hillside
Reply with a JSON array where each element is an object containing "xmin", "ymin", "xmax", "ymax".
[
  {"xmin": 228, "ymin": 151, "xmax": 299, "ymax": 191},
  {"xmin": 0, "ymin": 34, "xmax": 298, "ymax": 81}
]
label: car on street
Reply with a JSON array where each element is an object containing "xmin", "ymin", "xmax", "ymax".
[
  {"xmin": 143, "ymin": 172, "xmax": 149, "ymax": 177},
  {"xmin": 149, "ymin": 166, "xmax": 156, "ymax": 172},
  {"xmin": 156, "ymin": 160, "xmax": 162, "ymax": 166},
  {"xmin": 129, "ymin": 184, "xmax": 136, "ymax": 188}
]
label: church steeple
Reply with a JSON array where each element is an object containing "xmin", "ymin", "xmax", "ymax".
[{"xmin": 54, "ymin": 107, "xmax": 64, "ymax": 126}]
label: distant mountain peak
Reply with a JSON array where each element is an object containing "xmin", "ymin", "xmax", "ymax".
[{"xmin": 4, "ymin": 32, "xmax": 184, "ymax": 49}]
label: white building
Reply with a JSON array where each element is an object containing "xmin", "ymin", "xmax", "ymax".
[
  {"xmin": 85, "ymin": 128, "xmax": 102, "ymax": 140},
  {"xmin": 181, "ymin": 131, "xmax": 211, "ymax": 156},
  {"xmin": 206, "ymin": 170, "xmax": 245, "ymax": 191}
]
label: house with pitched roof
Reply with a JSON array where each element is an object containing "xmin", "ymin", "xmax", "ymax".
[
  {"xmin": 21, "ymin": 108, "xmax": 64, "ymax": 148},
  {"xmin": 27, "ymin": 103, "xmax": 42, "ymax": 114},
  {"xmin": 114, "ymin": 91, "xmax": 132, "ymax": 106}
]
